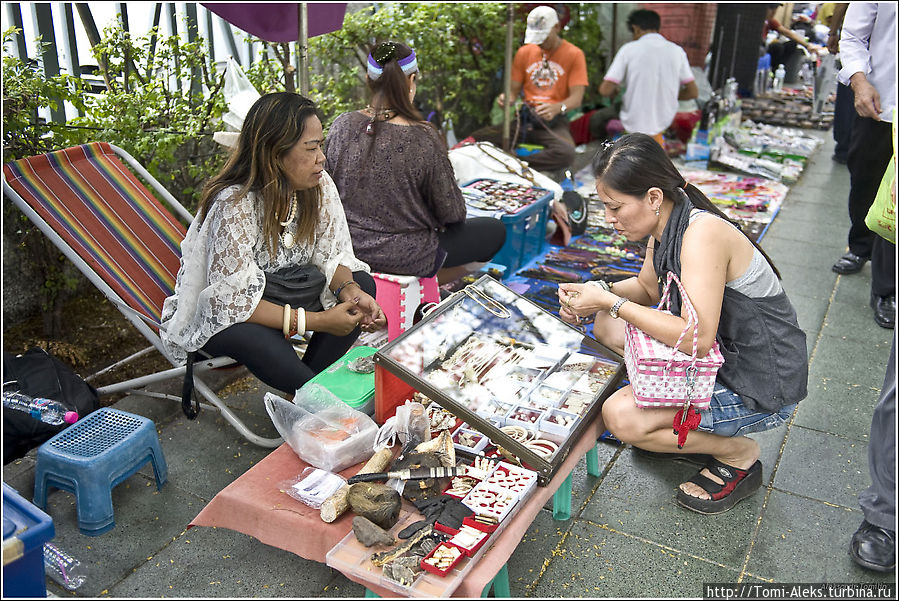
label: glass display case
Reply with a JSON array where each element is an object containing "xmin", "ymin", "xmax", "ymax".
[{"xmin": 374, "ymin": 276, "xmax": 625, "ymax": 484}]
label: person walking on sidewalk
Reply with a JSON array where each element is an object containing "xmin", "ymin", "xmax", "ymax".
[
  {"xmin": 556, "ymin": 134, "xmax": 808, "ymax": 515},
  {"xmin": 596, "ymin": 9, "xmax": 698, "ymax": 146},
  {"xmin": 830, "ymin": 2, "xmax": 896, "ymax": 329}
]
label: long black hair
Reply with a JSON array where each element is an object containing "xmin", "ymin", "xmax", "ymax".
[{"xmin": 592, "ymin": 133, "xmax": 780, "ymax": 278}]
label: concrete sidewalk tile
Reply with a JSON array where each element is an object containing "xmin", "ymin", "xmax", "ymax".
[
  {"xmin": 580, "ymin": 452, "xmax": 764, "ymax": 569},
  {"xmin": 787, "ymin": 293, "xmax": 829, "ymax": 335},
  {"xmin": 824, "ymin": 300, "xmax": 896, "ymax": 344},
  {"xmin": 746, "ymin": 490, "xmax": 895, "ymax": 584},
  {"xmin": 762, "ymin": 240, "xmax": 845, "ymax": 275},
  {"xmin": 530, "ymin": 520, "xmax": 740, "ymax": 598},
  {"xmin": 777, "ymin": 263, "xmax": 839, "ymax": 301},
  {"xmin": 833, "ymin": 274, "xmax": 876, "ymax": 306},
  {"xmin": 541, "ymin": 438, "xmax": 618, "ymax": 514},
  {"xmin": 807, "ymin": 334, "xmax": 893, "ymax": 390},
  {"xmin": 774, "ymin": 426, "xmax": 869, "ymax": 508},
  {"xmin": 108, "ymin": 525, "xmax": 335, "ymax": 598},
  {"xmin": 41, "ymin": 474, "xmax": 207, "ymax": 598},
  {"xmin": 763, "ymin": 217, "xmax": 850, "ymax": 247},
  {"xmin": 154, "ymin": 408, "xmax": 278, "ymax": 502},
  {"xmin": 769, "ymin": 199, "xmax": 849, "ymax": 228},
  {"xmin": 506, "ymin": 508, "xmax": 572, "ymax": 596},
  {"xmin": 793, "ymin": 376, "xmax": 877, "ymax": 442}
]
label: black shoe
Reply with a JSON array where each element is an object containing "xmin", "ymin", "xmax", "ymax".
[
  {"xmin": 850, "ymin": 520, "xmax": 896, "ymax": 572},
  {"xmin": 832, "ymin": 252, "xmax": 869, "ymax": 274},
  {"xmin": 870, "ymin": 293, "xmax": 896, "ymax": 329}
]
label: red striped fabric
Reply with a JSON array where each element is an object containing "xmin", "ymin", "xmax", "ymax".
[{"xmin": 3, "ymin": 143, "xmax": 187, "ymax": 324}]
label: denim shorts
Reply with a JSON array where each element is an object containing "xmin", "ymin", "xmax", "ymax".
[{"xmin": 696, "ymin": 382, "xmax": 797, "ymax": 438}]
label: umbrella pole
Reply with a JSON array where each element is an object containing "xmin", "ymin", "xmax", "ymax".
[
  {"xmin": 297, "ymin": 3, "xmax": 309, "ymax": 95},
  {"xmin": 502, "ymin": 3, "xmax": 514, "ymax": 152}
]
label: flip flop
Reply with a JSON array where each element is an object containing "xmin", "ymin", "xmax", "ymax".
[{"xmin": 676, "ymin": 458, "xmax": 763, "ymax": 515}]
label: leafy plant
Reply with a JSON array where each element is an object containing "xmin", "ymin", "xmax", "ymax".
[{"xmin": 306, "ymin": 3, "xmax": 513, "ymax": 137}]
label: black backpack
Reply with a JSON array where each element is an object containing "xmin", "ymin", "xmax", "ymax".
[{"xmin": 2, "ymin": 347, "xmax": 100, "ymax": 463}]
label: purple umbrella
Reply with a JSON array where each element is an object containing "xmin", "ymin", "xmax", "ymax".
[
  {"xmin": 202, "ymin": 3, "xmax": 347, "ymax": 43},
  {"xmin": 203, "ymin": 3, "xmax": 347, "ymax": 92}
]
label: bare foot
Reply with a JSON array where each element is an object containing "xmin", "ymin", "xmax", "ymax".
[{"xmin": 678, "ymin": 439, "xmax": 760, "ymax": 500}]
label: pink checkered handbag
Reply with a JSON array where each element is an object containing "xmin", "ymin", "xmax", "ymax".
[{"xmin": 624, "ymin": 271, "xmax": 724, "ymax": 411}]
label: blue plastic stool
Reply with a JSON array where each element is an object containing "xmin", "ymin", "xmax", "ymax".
[
  {"xmin": 552, "ymin": 444, "xmax": 600, "ymax": 521},
  {"xmin": 33, "ymin": 407, "xmax": 167, "ymax": 536}
]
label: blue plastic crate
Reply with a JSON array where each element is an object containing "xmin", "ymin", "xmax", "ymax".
[
  {"xmin": 3, "ymin": 482, "xmax": 55, "ymax": 598},
  {"xmin": 462, "ymin": 179, "xmax": 553, "ymax": 278}
]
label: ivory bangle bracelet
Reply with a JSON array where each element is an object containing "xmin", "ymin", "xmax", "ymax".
[
  {"xmin": 282, "ymin": 303, "xmax": 292, "ymax": 338},
  {"xmin": 296, "ymin": 307, "xmax": 306, "ymax": 334}
]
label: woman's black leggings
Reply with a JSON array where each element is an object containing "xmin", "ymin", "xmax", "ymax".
[
  {"xmin": 438, "ymin": 217, "xmax": 507, "ymax": 268},
  {"xmin": 201, "ymin": 271, "xmax": 376, "ymax": 394}
]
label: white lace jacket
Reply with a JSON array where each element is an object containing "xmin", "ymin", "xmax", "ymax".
[{"xmin": 159, "ymin": 171, "xmax": 369, "ymax": 363}]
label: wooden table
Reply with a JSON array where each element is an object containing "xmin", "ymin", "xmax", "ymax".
[{"xmin": 190, "ymin": 411, "xmax": 606, "ymax": 597}]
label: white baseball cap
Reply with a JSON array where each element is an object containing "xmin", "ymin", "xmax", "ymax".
[{"xmin": 524, "ymin": 6, "xmax": 559, "ymax": 45}]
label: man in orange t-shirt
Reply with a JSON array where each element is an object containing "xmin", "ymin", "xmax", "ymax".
[{"xmin": 471, "ymin": 5, "xmax": 588, "ymax": 174}]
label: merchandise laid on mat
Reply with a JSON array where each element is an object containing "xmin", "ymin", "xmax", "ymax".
[
  {"xmin": 325, "ymin": 451, "xmax": 541, "ymax": 596},
  {"xmin": 373, "ymin": 275, "xmax": 625, "ymax": 484}
]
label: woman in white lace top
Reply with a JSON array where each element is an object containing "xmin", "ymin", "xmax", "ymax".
[{"xmin": 160, "ymin": 93, "xmax": 385, "ymax": 394}]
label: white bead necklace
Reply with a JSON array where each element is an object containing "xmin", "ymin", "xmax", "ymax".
[{"xmin": 280, "ymin": 193, "xmax": 298, "ymax": 248}]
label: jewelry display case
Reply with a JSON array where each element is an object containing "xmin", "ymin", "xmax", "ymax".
[{"xmin": 374, "ymin": 276, "xmax": 625, "ymax": 484}]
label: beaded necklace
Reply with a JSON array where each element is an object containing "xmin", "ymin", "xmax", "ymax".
[
  {"xmin": 279, "ymin": 192, "xmax": 299, "ymax": 248},
  {"xmin": 364, "ymin": 105, "xmax": 397, "ymax": 135}
]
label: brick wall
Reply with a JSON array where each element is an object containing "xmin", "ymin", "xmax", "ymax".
[{"xmin": 642, "ymin": 3, "xmax": 717, "ymax": 67}]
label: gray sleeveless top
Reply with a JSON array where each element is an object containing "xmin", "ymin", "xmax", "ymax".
[{"xmin": 690, "ymin": 210, "xmax": 782, "ymax": 298}]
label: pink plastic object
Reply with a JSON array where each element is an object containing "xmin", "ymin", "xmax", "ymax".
[
  {"xmin": 63, "ymin": 411, "xmax": 79, "ymax": 424},
  {"xmin": 372, "ymin": 272, "xmax": 439, "ymax": 341}
]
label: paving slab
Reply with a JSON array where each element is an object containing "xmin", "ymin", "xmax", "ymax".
[
  {"xmin": 746, "ymin": 489, "xmax": 894, "ymax": 583},
  {"xmin": 530, "ymin": 520, "xmax": 740, "ymax": 598},
  {"xmin": 774, "ymin": 426, "xmax": 870, "ymax": 509}
]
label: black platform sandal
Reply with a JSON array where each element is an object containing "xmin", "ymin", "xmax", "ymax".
[{"xmin": 676, "ymin": 458, "xmax": 763, "ymax": 515}]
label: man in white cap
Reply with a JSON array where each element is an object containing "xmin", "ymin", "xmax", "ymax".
[{"xmin": 471, "ymin": 5, "xmax": 587, "ymax": 175}]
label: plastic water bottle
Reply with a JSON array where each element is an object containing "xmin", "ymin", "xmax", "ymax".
[
  {"xmin": 43, "ymin": 542, "xmax": 87, "ymax": 590},
  {"xmin": 2, "ymin": 391, "xmax": 78, "ymax": 425},
  {"xmin": 773, "ymin": 64, "xmax": 786, "ymax": 92}
]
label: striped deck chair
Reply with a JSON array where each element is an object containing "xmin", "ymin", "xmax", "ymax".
[{"xmin": 3, "ymin": 142, "xmax": 281, "ymax": 447}]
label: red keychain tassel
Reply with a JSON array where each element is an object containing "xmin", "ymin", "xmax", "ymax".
[{"xmin": 672, "ymin": 405, "xmax": 701, "ymax": 449}]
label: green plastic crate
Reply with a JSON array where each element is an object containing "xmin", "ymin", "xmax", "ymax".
[{"xmin": 308, "ymin": 346, "xmax": 377, "ymax": 415}]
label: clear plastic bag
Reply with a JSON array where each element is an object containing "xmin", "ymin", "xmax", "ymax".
[
  {"xmin": 373, "ymin": 400, "xmax": 430, "ymax": 451},
  {"xmin": 213, "ymin": 58, "xmax": 262, "ymax": 148},
  {"xmin": 264, "ymin": 384, "xmax": 378, "ymax": 473},
  {"xmin": 281, "ymin": 467, "xmax": 346, "ymax": 509}
]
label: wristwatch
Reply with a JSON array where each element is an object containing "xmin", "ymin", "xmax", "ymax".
[{"xmin": 609, "ymin": 297, "xmax": 628, "ymax": 319}]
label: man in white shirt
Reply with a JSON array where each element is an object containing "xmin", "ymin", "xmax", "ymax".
[
  {"xmin": 597, "ymin": 9, "xmax": 698, "ymax": 145},
  {"xmin": 830, "ymin": 2, "xmax": 896, "ymax": 331}
]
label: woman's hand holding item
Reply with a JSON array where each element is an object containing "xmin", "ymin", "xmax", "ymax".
[
  {"xmin": 558, "ymin": 281, "xmax": 617, "ymax": 322},
  {"xmin": 354, "ymin": 291, "xmax": 387, "ymax": 333},
  {"xmin": 309, "ymin": 301, "xmax": 366, "ymax": 337}
]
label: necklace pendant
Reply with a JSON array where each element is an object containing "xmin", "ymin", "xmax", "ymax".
[
  {"xmin": 365, "ymin": 122, "xmax": 374, "ymax": 135},
  {"xmin": 282, "ymin": 231, "xmax": 295, "ymax": 249}
]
